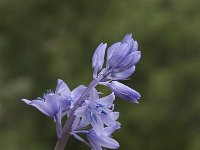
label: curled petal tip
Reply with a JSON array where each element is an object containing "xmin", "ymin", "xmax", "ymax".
[
  {"xmin": 122, "ymin": 33, "xmax": 133, "ymax": 42},
  {"xmin": 21, "ymin": 98, "xmax": 28, "ymax": 102},
  {"xmin": 57, "ymin": 79, "xmax": 63, "ymax": 83}
]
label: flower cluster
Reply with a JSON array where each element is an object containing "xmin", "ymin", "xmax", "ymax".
[{"xmin": 22, "ymin": 33, "xmax": 141, "ymax": 150}]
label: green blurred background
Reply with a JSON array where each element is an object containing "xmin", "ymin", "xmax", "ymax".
[{"xmin": 0, "ymin": 0, "xmax": 200, "ymax": 149}]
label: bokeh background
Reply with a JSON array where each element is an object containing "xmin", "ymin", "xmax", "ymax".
[{"xmin": 0, "ymin": 0, "xmax": 200, "ymax": 149}]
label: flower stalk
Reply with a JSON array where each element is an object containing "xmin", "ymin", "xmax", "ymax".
[
  {"xmin": 54, "ymin": 73, "xmax": 104, "ymax": 150},
  {"xmin": 22, "ymin": 33, "xmax": 141, "ymax": 150}
]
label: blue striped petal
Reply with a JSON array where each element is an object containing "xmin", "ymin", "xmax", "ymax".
[
  {"xmin": 22, "ymin": 99, "xmax": 53, "ymax": 117},
  {"xmin": 55, "ymin": 79, "xmax": 71, "ymax": 100},
  {"xmin": 108, "ymin": 43, "xmax": 131, "ymax": 68},
  {"xmin": 107, "ymin": 81, "xmax": 141, "ymax": 103},
  {"xmin": 110, "ymin": 66, "xmax": 136, "ymax": 80},
  {"xmin": 106, "ymin": 42, "xmax": 121, "ymax": 68},
  {"xmin": 92, "ymin": 43, "xmax": 107, "ymax": 78},
  {"xmin": 119, "ymin": 51, "xmax": 141, "ymax": 69}
]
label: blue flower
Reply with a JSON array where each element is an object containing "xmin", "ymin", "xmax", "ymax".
[
  {"xmin": 73, "ymin": 88, "xmax": 119, "ymax": 135},
  {"xmin": 22, "ymin": 79, "xmax": 87, "ymax": 138},
  {"xmin": 87, "ymin": 124, "xmax": 120, "ymax": 150},
  {"xmin": 21, "ymin": 33, "xmax": 142, "ymax": 149},
  {"xmin": 105, "ymin": 81, "xmax": 141, "ymax": 104},
  {"xmin": 55, "ymin": 79, "xmax": 86, "ymax": 117},
  {"xmin": 22, "ymin": 92, "xmax": 62, "ymax": 138},
  {"xmin": 92, "ymin": 33, "xmax": 141, "ymax": 81},
  {"xmin": 106, "ymin": 34, "xmax": 141, "ymax": 71},
  {"xmin": 92, "ymin": 34, "xmax": 141, "ymax": 103}
]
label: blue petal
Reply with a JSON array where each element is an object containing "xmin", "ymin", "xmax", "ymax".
[
  {"xmin": 122, "ymin": 33, "xmax": 133, "ymax": 43},
  {"xmin": 102, "ymin": 122, "xmax": 121, "ymax": 136},
  {"xmin": 44, "ymin": 93, "xmax": 60, "ymax": 115},
  {"xmin": 55, "ymin": 79, "xmax": 71, "ymax": 100},
  {"xmin": 74, "ymin": 106, "xmax": 87, "ymax": 117},
  {"xmin": 119, "ymin": 51, "xmax": 141, "ymax": 69},
  {"xmin": 122, "ymin": 33, "xmax": 137, "ymax": 53},
  {"xmin": 122, "ymin": 34, "xmax": 134, "ymax": 51},
  {"xmin": 72, "ymin": 117, "xmax": 80, "ymax": 131},
  {"xmin": 108, "ymin": 43, "xmax": 131, "ymax": 68},
  {"xmin": 101, "ymin": 112, "xmax": 119, "ymax": 126},
  {"xmin": 72, "ymin": 116, "xmax": 90, "ymax": 130},
  {"xmin": 79, "ymin": 115, "xmax": 90, "ymax": 128},
  {"xmin": 87, "ymin": 132, "xmax": 102, "ymax": 150},
  {"xmin": 110, "ymin": 66, "xmax": 135, "ymax": 80},
  {"xmin": 91, "ymin": 113, "xmax": 103, "ymax": 136},
  {"xmin": 106, "ymin": 42, "xmax": 121, "ymax": 68},
  {"xmin": 54, "ymin": 111, "xmax": 62, "ymax": 138},
  {"xmin": 97, "ymin": 135, "xmax": 120, "ymax": 149},
  {"xmin": 71, "ymin": 85, "xmax": 86, "ymax": 101},
  {"xmin": 92, "ymin": 43, "xmax": 107, "ymax": 78},
  {"xmin": 89, "ymin": 88, "xmax": 99, "ymax": 101},
  {"xmin": 107, "ymin": 81, "xmax": 141, "ymax": 103},
  {"xmin": 97, "ymin": 93, "xmax": 115, "ymax": 108},
  {"xmin": 22, "ymin": 99, "xmax": 54, "ymax": 117},
  {"xmin": 60, "ymin": 99, "xmax": 71, "ymax": 115},
  {"xmin": 132, "ymin": 41, "xmax": 138, "ymax": 52},
  {"xmin": 87, "ymin": 126, "xmax": 120, "ymax": 150}
]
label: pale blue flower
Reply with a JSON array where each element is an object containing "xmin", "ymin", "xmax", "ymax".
[
  {"xmin": 71, "ymin": 123, "xmax": 120, "ymax": 150},
  {"xmin": 55, "ymin": 79, "xmax": 86, "ymax": 117},
  {"xmin": 87, "ymin": 123, "xmax": 120, "ymax": 150},
  {"xmin": 22, "ymin": 79, "xmax": 87, "ymax": 138},
  {"xmin": 22, "ymin": 92, "xmax": 62, "ymax": 138},
  {"xmin": 74, "ymin": 88, "xmax": 118, "ymax": 135},
  {"xmin": 106, "ymin": 33, "xmax": 140, "ymax": 70},
  {"xmin": 92, "ymin": 33, "xmax": 141, "ymax": 81}
]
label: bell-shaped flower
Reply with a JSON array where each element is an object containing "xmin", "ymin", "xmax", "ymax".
[
  {"xmin": 106, "ymin": 33, "xmax": 141, "ymax": 80},
  {"xmin": 22, "ymin": 92, "xmax": 62, "ymax": 138},
  {"xmin": 87, "ymin": 123, "xmax": 120, "ymax": 150},
  {"xmin": 92, "ymin": 43, "xmax": 107, "ymax": 78},
  {"xmin": 55, "ymin": 79, "xmax": 86, "ymax": 117},
  {"xmin": 22, "ymin": 79, "xmax": 86, "ymax": 138},
  {"xmin": 91, "ymin": 33, "xmax": 141, "ymax": 81},
  {"xmin": 105, "ymin": 81, "xmax": 141, "ymax": 104},
  {"xmin": 74, "ymin": 88, "xmax": 118, "ymax": 135}
]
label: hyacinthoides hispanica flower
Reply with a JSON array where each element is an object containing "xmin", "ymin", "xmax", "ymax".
[{"xmin": 22, "ymin": 33, "xmax": 141, "ymax": 150}]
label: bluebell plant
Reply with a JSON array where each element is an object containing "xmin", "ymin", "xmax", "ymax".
[{"xmin": 22, "ymin": 33, "xmax": 141, "ymax": 150}]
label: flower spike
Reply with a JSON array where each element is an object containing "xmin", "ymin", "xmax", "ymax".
[{"xmin": 22, "ymin": 33, "xmax": 142, "ymax": 150}]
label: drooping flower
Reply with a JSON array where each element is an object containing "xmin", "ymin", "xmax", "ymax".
[
  {"xmin": 22, "ymin": 91, "xmax": 62, "ymax": 138},
  {"xmin": 73, "ymin": 88, "xmax": 119, "ymax": 135},
  {"xmin": 87, "ymin": 123, "xmax": 120, "ymax": 150},
  {"xmin": 21, "ymin": 79, "xmax": 87, "ymax": 138},
  {"xmin": 105, "ymin": 81, "xmax": 141, "ymax": 104},
  {"xmin": 71, "ymin": 123, "xmax": 120, "ymax": 150}
]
